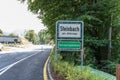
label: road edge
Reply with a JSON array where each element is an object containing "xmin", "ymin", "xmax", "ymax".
[
  {"xmin": 47, "ymin": 59, "xmax": 54, "ymax": 80},
  {"xmin": 43, "ymin": 56, "xmax": 49, "ymax": 80},
  {"xmin": 43, "ymin": 48, "xmax": 54, "ymax": 80}
]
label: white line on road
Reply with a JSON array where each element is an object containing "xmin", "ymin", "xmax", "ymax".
[
  {"xmin": 0, "ymin": 52, "xmax": 40, "ymax": 76},
  {"xmin": 0, "ymin": 65, "xmax": 10, "ymax": 72}
]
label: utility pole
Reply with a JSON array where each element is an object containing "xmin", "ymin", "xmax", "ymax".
[
  {"xmin": 108, "ymin": 27, "xmax": 112, "ymax": 59},
  {"xmin": 108, "ymin": 15, "xmax": 112, "ymax": 59}
]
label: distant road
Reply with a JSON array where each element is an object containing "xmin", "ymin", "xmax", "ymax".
[{"xmin": 0, "ymin": 46, "xmax": 52, "ymax": 80}]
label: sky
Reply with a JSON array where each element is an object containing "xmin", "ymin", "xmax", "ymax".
[{"xmin": 0, "ymin": 0, "xmax": 46, "ymax": 35}]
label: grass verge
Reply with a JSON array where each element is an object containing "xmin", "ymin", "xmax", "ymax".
[{"xmin": 50, "ymin": 48, "xmax": 115, "ymax": 80}]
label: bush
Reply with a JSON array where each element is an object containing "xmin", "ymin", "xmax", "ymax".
[{"xmin": 50, "ymin": 49, "xmax": 115, "ymax": 80}]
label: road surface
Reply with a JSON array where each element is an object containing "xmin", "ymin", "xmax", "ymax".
[{"xmin": 0, "ymin": 45, "xmax": 52, "ymax": 80}]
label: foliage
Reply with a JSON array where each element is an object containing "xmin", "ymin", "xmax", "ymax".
[
  {"xmin": 19, "ymin": 0, "xmax": 120, "ymax": 38},
  {"xmin": 9, "ymin": 33, "xmax": 17, "ymax": 36},
  {"xmin": 100, "ymin": 60, "xmax": 116, "ymax": 75},
  {"xmin": 0, "ymin": 29, "xmax": 3, "ymax": 34},
  {"xmin": 25, "ymin": 30, "xmax": 39, "ymax": 44},
  {"xmin": 0, "ymin": 34, "xmax": 3, "ymax": 36},
  {"xmin": 19, "ymin": 0, "xmax": 120, "ymax": 75},
  {"xmin": 0, "ymin": 29, "xmax": 3, "ymax": 36},
  {"xmin": 38, "ymin": 29, "xmax": 51, "ymax": 44},
  {"xmin": 51, "ymin": 49, "xmax": 115, "ymax": 80}
]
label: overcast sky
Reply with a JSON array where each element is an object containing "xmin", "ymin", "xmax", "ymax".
[{"xmin": 0, "ymin": 0, "xmax": 45, "ymax": 35}]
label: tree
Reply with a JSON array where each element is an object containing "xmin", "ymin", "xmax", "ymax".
[
  {"xmin": 25, "ymin": 30, "xmax": 39, "ymax": 44},
  {"xmin": 0, "ymin": 29, "xmax": 3, "ymax": 36},
  {"xmin": 9, "ymin": 33, "xmax": 17, "ymax": 36},
  {"xmin": 38, "ymin": 29, "xmax": 51, "ymax": 44},
  {"xmin": 19, "ymin": 0, "xmax": 120, "ymax": 74}
]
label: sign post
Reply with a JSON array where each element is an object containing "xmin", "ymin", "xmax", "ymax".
[{"xmin": 56, "ymin": 20, "xmax": 84, "ymax": 66}]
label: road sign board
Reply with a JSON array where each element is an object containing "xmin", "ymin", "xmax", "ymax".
[
  {"xmin": 56, "ymin": 21, "xmax": 83, "ymax": 39},
  {"xmin": 56, "ymin": 20, "xmax": 84, "ymax": 66},
  {"xmin": 58, "ymin": 41, "xmax": 81, "ymax": 49}
]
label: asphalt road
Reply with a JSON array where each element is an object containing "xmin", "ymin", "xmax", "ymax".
[{"xmin": 0, "ymin": 48, "xmax": 51, "ymax": 80}]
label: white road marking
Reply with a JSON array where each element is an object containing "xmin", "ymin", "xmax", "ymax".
[
  {"xmin": 0, "ymin": 65, "xmax": 10, "ymax": 72},
  {"xmin": 0, "ymin": 52, "xmax": 40, "ymax": 76}
]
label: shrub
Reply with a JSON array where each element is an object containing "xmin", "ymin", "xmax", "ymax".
[{"xmin": 50, "ymin": 49, "xmax": 115, "ymax": 80}]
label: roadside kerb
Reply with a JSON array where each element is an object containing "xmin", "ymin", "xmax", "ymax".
[
  {"xmin": 47, "ymin": 47, "xmax": 54, "ymax": 80},
  {"xmin": 43, "ymin": 56, "xmax": 54, "ymax": 80},
  {"xmin": 43, "ymin": 47, "xmax": 54, "ymax": 80},
  {"xmin": 43, "ymin": 56, "xmax": 49, "ymax": 80},
  {"xmin": 47, "ymin": 59, "xmax": 54, "ymax": 80}
]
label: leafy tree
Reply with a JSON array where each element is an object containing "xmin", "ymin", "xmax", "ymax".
[
  {"xmin": 0, "ymin": 29, "xmax": 3, "ymax": 36},
  {"xmin": 25, "ymin": 30, "xmax": 39, "ymax": 44},
  {"xmin": 9, "ymin": 33, "xmax": 17, "ymax": 36},
  {"xmin": 19, "ymin": 0, "xmax": 120, "ymax": 74},
  {"xmin": 19, "ymin": 0, "xmax": 119, "ymax": 38},
  {"xmin": 38, "ymin": 29, "xmax": 51, "ymax": 44},
  {"xmin": 0, "ymin": 29, "xmax": 3, "ymax": 34}
]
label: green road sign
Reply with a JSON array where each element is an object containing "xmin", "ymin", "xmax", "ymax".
[
  {"xmin": 58, "ymin": 41, "xmax": 81, "ymax": 49},
  {"xmin": 56, "ymin": 20, "xmax": 84, "ymax": 66}
]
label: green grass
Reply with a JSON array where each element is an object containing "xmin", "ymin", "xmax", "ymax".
[{"xmin": 50, "ymin": 49, "xmax": 116, "ymax": 80}]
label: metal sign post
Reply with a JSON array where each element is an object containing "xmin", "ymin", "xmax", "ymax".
[{"xmin": 56, "ymin": 20, "xmax": 84, "ymax": 66}]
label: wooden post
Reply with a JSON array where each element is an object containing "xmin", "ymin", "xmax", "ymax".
[{"xmin": 116, "ymin": 65, "xmax": 120, "ymax": 80}]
